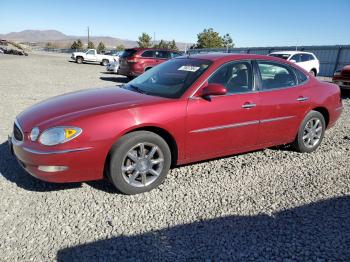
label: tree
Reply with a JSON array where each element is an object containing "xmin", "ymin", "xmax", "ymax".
[
  {"xmin": 87, "ymin": 41, "xmax": 95, "ymax": 49},
  {"xmin": 71, "ymin": 41, "xmax": 78, "ymax": 49},
  {"xmin": 76, "ymin": 39, "xmax": 83, "ymax": 49},
  {"xmin": 116, "ymin": 44, "xmax": 125, "ymax": 51},
  {"xmin": 97, "ymin": 41, "xmax": 106, "ymax": 52},
  {"xmin": 168, "ymin": 40, "xmax": 178, "ymax": 50},
  {"xmin": 137, "ymin": 33, "xmax": 152, "ymax": 48},
  {"xmin": 153, "ymin": 39, "xmax": 178, "ymax": 50},
  {"xmin": 195, "ymin": 28, "xmax": 234, "ymax": 49},
  {"xmin": 223, "ymin": 34, "xmax": 234, "ymax": 49},
  {"xmin": 154, "ymin": 39, "xmax": 168, "ymax": 49}
]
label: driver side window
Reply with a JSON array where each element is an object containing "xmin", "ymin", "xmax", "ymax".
[{"xmin": 208, "ymin": 61, "xmax": 253, "ymax": 94}]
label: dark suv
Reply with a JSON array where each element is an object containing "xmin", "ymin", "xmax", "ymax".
[{"xmin": 118, "ymin": 48, "xmax": 182, "ymax": 78}]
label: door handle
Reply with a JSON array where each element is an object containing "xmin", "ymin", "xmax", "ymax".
[
  {"xmin": 242, "ymin": 103, "xmax": 256, "ymax": 109},
  {"xmin": 297, "ymin": 96, "xmax": 309, "ymax": 102}
]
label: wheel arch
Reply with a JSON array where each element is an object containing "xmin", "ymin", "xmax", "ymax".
[
  {"xmin": 312, "ymin": 106, "xmax": 329, "ymax": 127},
  {"xmin": 104, "ymin": 125, "xmax": 179, "ymax": 179}
]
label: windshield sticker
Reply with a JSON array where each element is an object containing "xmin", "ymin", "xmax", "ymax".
[{"xmin": 178, "ymin": 65, "xmax": 200, "ymax": 72}]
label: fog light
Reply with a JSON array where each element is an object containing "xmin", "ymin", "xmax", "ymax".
[{"xmin": 38, "ymin": 165, "xmax": 68, "ymax": 172}]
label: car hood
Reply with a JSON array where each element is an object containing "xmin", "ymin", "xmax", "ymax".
[{"xmin": 17, "ymin": 87, "xmax": 164, "ymax": 132}]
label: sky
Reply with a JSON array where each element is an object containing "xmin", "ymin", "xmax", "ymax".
[{"xmin": 1, "ymin": 0, "xmax": 349, "ymax": 47}]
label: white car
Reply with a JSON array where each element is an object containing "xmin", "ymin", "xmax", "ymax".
[
  {"xmin": 269, "ymin": 51, "xmax": 320, "ymax": 76},
  {"xmin": 71, "ymin": 49, "xmax": 116, "ymax": 66},
  {"xmin": 106, "ymin": 61, "xmax": 119, "ymax": 73}
]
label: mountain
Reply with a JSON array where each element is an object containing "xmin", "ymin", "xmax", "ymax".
[
  {"xmin": 0, "ymin": 30, "xmax": 190, "ymax": 50},
  {"xmin": 0, "ymin": 30, "xmax": 67, "ymax": 42}
]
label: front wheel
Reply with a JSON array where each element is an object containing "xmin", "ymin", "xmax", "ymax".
[
  {"xmin": 109, "ymin": 131, "xmax": 171, "ymax": 194},
  {"xmin": 76, "ymin": 57, "xmax": 83, "ymax": 64},
  {"xmin": 292, "ymin": 110, "xmax": 325, "ymax": 153},
  {"xmin": 101, "ymin": 59, "xmax": 109, "ymax": 66}
]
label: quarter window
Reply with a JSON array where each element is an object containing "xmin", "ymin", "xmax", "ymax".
[
  {"xmin": 294, "ymin": 68, "xmax": 308, "ymax": 84},
  {"xmin": 258, "ymin": 62, "xmax": 297, "ymax": 90},
  {"xmin": 208, "ymin": 61, "xmax": 253, "ymax": 94}
]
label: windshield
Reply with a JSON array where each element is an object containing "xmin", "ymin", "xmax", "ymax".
[
  {"xmin": 269, "ymin": 53, "xmax": 291, "ymax": 60},
  {"xmin": 123, "ymin": 58, "xmax": 212, "ymax": 98}
]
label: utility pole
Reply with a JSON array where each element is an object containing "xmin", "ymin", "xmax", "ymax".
[
  {"xmin": 87, "ymin": 26, "xmax": 90, "ymax": 44},
  {"xmin": 153, "ymin": 32, "xmax": 156, "ymax": 46}
]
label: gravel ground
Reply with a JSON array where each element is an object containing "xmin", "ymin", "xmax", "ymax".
[{"xmin": 0, "ymin": 53, "xmax": 350, "ymax": 261}]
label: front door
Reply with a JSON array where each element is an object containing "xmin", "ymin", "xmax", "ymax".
[{"xmin": 186, "ymin": 61, "xmax": 260, "ymax": 162}]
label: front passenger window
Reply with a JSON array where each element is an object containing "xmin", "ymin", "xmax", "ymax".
[
  {"xmin": 258, "ymin": 62, "xmax": 297, "ymax": 90},
  {"xmin": 208, "ymin": 62, "xmax": 253, "ymax": 94}
]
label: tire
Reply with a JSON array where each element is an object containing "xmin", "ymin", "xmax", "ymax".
[
  {"xmin": 76, "ymin": 57, "xmax": 83, "ymax": 64},
  {"xmin": 109, "ymin": 131, "xmax": 171, "ymax": 194},
  {"xmin": 292, "ymin": 110, "xmax": 326, "ymax": 153},
  {"xmin": 309, "ymin": 69, "xmax": 316, "ymax": 77},
  {"xmin": 101, "ymin": 59, "xmax": 109, "ymax": 66}
]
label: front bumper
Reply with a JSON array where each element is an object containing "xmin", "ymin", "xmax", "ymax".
[{"xmin": 8, "ymin": 136, "xmax": 104, "ymax": 183}]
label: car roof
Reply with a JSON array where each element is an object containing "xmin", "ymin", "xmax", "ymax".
[
  {"xmin": 180, "ymin": 53, "xmax": 288, "ymax": 63},
  {"xmin": 270, "ymin": 51, "xmax": 315, "ymax": 55},
  {"xmin": 126, "ymin": 47, "xmax": 180, "ymax": 52}
]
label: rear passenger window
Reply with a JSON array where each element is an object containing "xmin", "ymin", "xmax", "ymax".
[
  {"xmin": 301, "ymin": 54, "xmax": 310, "ymax": 62},
  {"xmin": 258, "ymin": 62, "xmax": 297, "ymax": 90},
  {"xmin": 141, "ymin": 51, "xmax": 154, "ymax": 58},
  {"xmin": 155, "ymin": 51, "xmax": 169, "ymax": 59}
]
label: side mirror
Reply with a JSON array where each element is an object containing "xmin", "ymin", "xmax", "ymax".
[
  {"xmin": 290, "ymin": 59, "xmax": 297, "ymax": 63},
  {"xmin": 201, "ymin": 83, "xmax": 227, "ymax": 97}
]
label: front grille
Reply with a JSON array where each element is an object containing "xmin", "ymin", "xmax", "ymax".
[{"xmin": 13, "ymin": 121, "xmax": 24, "ymax": 141}]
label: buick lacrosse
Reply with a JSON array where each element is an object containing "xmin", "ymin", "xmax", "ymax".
[{"xmin": 9, "ymin": 54, "xmax": 343, "ymax": 194}]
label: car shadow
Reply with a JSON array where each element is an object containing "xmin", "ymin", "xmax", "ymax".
[
  {"xmin": 0, "ymin": 142, "xmax": 82, "ymax": 192},
  {"xmin": 341, "ymin": 89, "xmax": 350, "ymax": 99},
  {"xmin": 100, "ymin": 76, "xmax": 129, "ymax": 84},
  {"xmin": 57, "ymin": 195, "xmax": 350, "ymax": 261}
]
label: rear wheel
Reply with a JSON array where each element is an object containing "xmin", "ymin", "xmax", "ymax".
[
  {"xmin": 292, "ymin": 110, "xmax": 325, "ymax": 153},
  {"xmin": 76, "ymin": 57, "xmax": 83, "ymax": 64},
  {"xmin": 309, "ymin": 69, "xmax": 316, "ymax": 77},
  {"xmin": 109, "ymin": 131, "xmax": 171, "ymax": 194}
]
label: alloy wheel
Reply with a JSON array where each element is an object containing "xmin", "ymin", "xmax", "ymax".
[
  {"xmin": 302, "ymin": 118, "xmax": 323, "ymax": 149},
  {"xmin": 121, "ymin": 142, "xmax": 164, "ymax": 187}
]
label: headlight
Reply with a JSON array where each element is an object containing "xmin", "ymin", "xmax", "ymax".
[
  {"xmin": 39, "ymin": 127, "xmax": 82, "ymax": 146},
  {"xmin": 30, "ymin": 127, "xmax": 40, "ymax": 141}
]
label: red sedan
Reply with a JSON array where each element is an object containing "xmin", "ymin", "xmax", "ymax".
[{"xmin": 9, "ymin": 54, "xmax": 343, "ymax": 194}]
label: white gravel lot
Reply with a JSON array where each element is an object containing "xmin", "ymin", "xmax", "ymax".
[{"xmin": 0, "ymin": 53, "xmax": 350, "ymax": 261}]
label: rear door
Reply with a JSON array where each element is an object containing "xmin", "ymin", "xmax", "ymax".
[{"xmin": 256, "ymin": 60, "xmax": 310, "ymax": 145}]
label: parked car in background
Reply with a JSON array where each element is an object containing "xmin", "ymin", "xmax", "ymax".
[
  {"xmin": 9, "ymin": 54, "xmax": 342, "ymax": 194},
  {"xmin": 333, "ymin": 65, "xmax": 350, "ymax": 90},
  {"xmin": 118, "ymin": 48, "xmax": 182, "ymax": 79},
  {"xmin": 269, "ymin": 51, "xmax": 320, "ymax": 76},
  {"xmin": 106, "ymin": 61, "xmax": 119, "ymax": 74},
  {"xmin": 105, "ymin": 51, "xmax": 123, "ymax": 73},
  {"xmin": 71, "ymin": 49, "xmax": 116, "ymax": 66}
]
